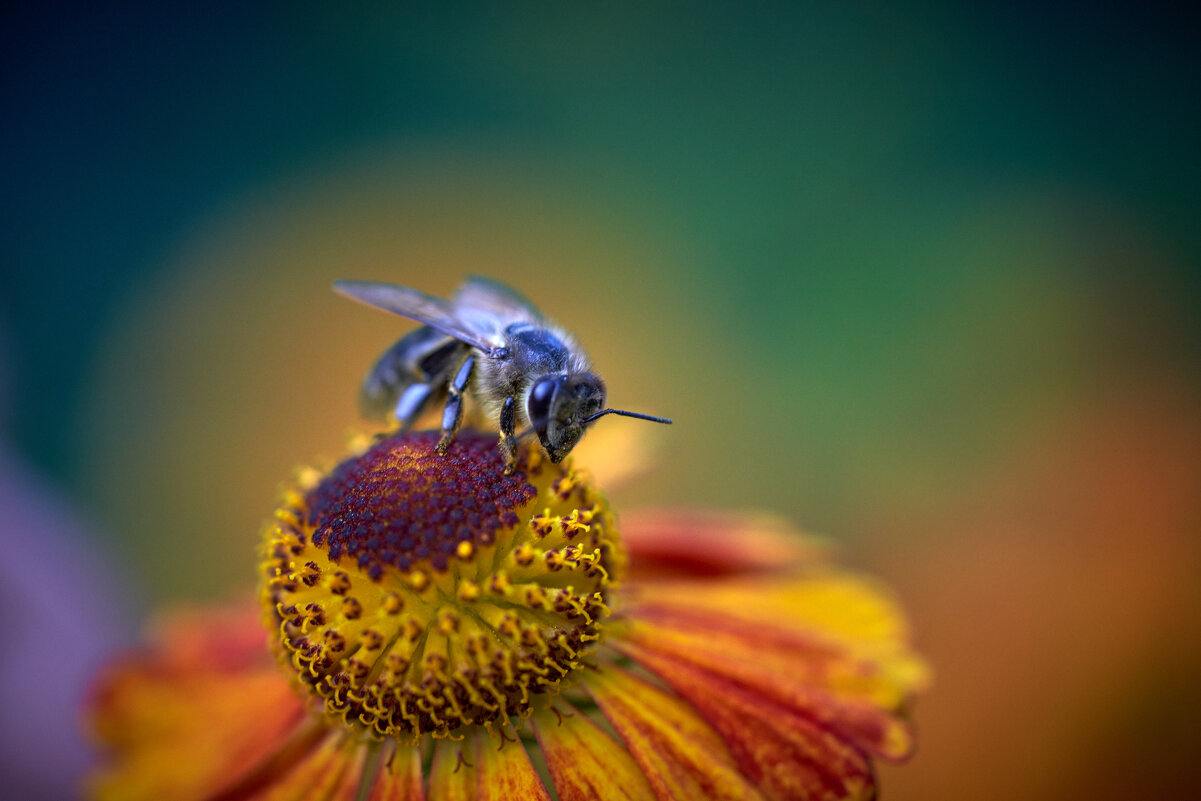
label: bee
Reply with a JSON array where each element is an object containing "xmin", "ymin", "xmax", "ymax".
[{"xmin": 334, "ymin": 276, "xmax": 671, "ymax": 473}]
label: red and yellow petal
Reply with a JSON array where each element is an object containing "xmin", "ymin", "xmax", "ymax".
[
  {"xmin": 620, "ymin": 509, "xmax": 829, "ymax": 580},
  {"xmin": 582, "ymin": 666, "xmax": 763, "ymax": 801},
  {"xmin": 244, "ymin": 729, "xmax": 368, "ymax": 801},
  {"xmin": 626, "ymin": 652, "xmax": 877, "ymax": 801},
  {"xmin": 241, "ymin": 736, "xmax": 429, "ymax": 801},
  {"xmin": 86, "ymin": 607, "xmax": 312, "ymax": 801},
  {"xmin": 427, "ymin": 740, "xmax": 477, "ymax": 801},
  {"xmin": 616, "ymin": 573, "xmax": 927, "ymax": 762},
  {"xmin": 625, "ymin": 570, "xmax": 920, "ymax": 650},
  {"xmin": 531, "ymin": 702, "xmax": 657, "ymax": 801},
  {"xmin": 475, "ymin": 728, "xmax": 551, "ymax": 801},
  {"xmin": 367, "ymin": 747, "xmax": 425, "ymax": 801}
]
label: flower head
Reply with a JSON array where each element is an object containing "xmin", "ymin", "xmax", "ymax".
[
  {"xmin": 263, "ymin": 429, "xmax": 618, "ymax": 740},
  {"xmin": 88, "ymin": 429, "xmax": 927, "ymax": 801}
]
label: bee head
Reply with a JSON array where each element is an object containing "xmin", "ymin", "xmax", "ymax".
[{"xmin": 526, "ymin": 373, "xmax": 606, "ymax": 462}]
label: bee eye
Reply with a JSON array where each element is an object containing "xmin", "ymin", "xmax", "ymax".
[{"xmin": 527, "ymin": 377, "xmax": 559, "ymax": 428}]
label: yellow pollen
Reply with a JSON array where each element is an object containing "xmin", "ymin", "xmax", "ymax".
[
  {"xmin": 436, "ymin": 610, "xmax": 460, "ymax": 635},
  {"xmin": 529, "ymin": 510, "xmax": 556, "ymax": 538},
  {"xmin": 457, "ymin": 580, "xmax": 481, "ymax": 603},
  {"xmin": 562, "ymin": 509, "xmax": 592, "ymax": 537},
  {"xmin": 408, "ymin": 571, "xmax": 429, "ymax": 592},
  {"xmin": 551, "ymin": 473, "xmax": 579, "ymax": 499},
  {"xmin": 513, "ymin": 544, "xmax": 535, "ymax": 567},
  {"xmin": 381, "ymin": 593, "xmax": 403, "ymax": 614},
  {"xmin": 296, "ymin": 465, "xmax": 324, "ymax": 491},
  {"xmin": 328, "ymin": 571, "xmax": 351, "ymax": 595}
]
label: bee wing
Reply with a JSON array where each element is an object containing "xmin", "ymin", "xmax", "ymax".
[
  {"xmin": 454, "ymin": 276, "xmax": 546, "ymax": 324},
  {"xmin": 333, "ymin": 280, "xmax": 502, "ymax": 352}
]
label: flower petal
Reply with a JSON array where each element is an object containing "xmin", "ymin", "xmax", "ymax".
[
  {"xmin": 366, "ymin": 747, "xmax": 425, "ymax": 801},
  {"xmin": 620, "ymin": 572, "xmax": 927, "ymax": 761},
  {"xmin": 243, "ymin": 730, "xmax": 369, "ymax": 801},
  {"xmin": 627, "ymin": 571, "xmax": 920, "ymax": 653},
  {"xmin": 582, "ymin": 666, "xmax": 763, "ymax": 801},
  {"xmin": 86, "ymin": 605, "xmax": 312, "ymax": 801},
  {"xmin": 530, "ymin": 703, "xmax": 656, "ymax": 801},
  {"xmin": 474, "ymin": 728, "xmax": 552, "ymax": 801},
  {"xmin": 618, "ymin": 650, "xmax": 876, "ymax": 801},
  {"xmin": 620, "ymin": 509, "xmax": 828, "ymax": 580},
  {"xmin": 428, "ymin": 739, "xmax": 478, "ymax": 801}
]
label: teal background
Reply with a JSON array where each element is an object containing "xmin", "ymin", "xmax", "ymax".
[{"xmin": 4, "ymin": 3, "xmax": 1198, "ymax": 486}]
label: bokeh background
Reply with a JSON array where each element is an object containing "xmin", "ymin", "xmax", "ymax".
[{"xmin": 3, "ymin": 3, "xmax": 1199, "ymax": 799}]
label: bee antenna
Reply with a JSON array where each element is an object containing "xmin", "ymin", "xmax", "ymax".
[{"xmin": 582, "ymin": 409, "xmax": 673, "ymax": 425}]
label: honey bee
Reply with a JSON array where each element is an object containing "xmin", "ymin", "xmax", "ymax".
[{"xmin": 334, "ymin": 277, "xmax": 671, "ymax": 473}]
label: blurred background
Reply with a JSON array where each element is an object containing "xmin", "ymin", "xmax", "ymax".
[{"xmin": 2, "ymin": 2, "xmax": 1199, "ymax": 799}]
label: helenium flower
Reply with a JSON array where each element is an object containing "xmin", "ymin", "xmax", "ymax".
[{"xmin": 88, "ymin": 430, "xmax": 926, "ymax": 800}]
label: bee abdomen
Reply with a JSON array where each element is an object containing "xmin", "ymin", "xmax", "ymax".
[{"xmin": 360, "ymin": 327, "xmax": 467, "ymax": 420}]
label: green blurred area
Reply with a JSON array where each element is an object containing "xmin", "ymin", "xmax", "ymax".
[{"xmin": 3, "ymin": 3, "xmax": 1200, "ymax": 800}]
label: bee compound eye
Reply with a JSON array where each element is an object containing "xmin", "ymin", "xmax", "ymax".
[{"xmin": 527, "ymin": 377, "xmax": 558, "ymax": 427}]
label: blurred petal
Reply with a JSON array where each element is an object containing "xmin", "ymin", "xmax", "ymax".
[
  {"xmin": 531, "ymin": 703, "xmax": 656, "ymax": 801},
  {"xmin": 367, "ymin": 747, "xmax": 425, "ymax": 801},
  {"xmin": 618, "ymin": 574, "xmax": 926, "ymax": 761},
  {"xmin": 620, "ymin": 509, "xmax": 828, "ymax": 580},
  {"xmin": 475, "ymin": 730, "xmax": 551, "ymax": 801},
  {"xmin": 583, "ymin": 666, "xmax": 762, "ymax": 801},
  {"xmin": 136, "ymin": 604, "xmax": 272, "ymax": 671},
  {"xmin": 86, "ymin": 605, "xmax": 311, "ymax": 801},
  {"xmin": 245, "ymin": 730, "xmax": 369, "ymax": 801}
]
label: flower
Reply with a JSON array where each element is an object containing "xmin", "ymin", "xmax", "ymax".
[{"xmin": 87, "ymin": 429, "xmax": 927, "ymax": 800}]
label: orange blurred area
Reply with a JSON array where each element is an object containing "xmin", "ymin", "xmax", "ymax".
[{"xmin": 873, "ymin": 376, "xmax": 1201, "ymax": 800}]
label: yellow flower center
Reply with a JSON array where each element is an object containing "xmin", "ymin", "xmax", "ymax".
[{"xmin": 260, "ymin": 430, "xmax": 621, "ymax": 741}]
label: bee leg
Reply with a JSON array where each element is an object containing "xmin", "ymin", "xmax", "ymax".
[
  {"xmin": 393, "ymin": 382, "xmax": 434, "ymax": 432},
  {"xmin": 436, "ymin": 354, "xmax": 475, "ymax": 454},
  {"xmin": 498, "ymin": 395, "xmax": 518, "ymax": 474}
]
